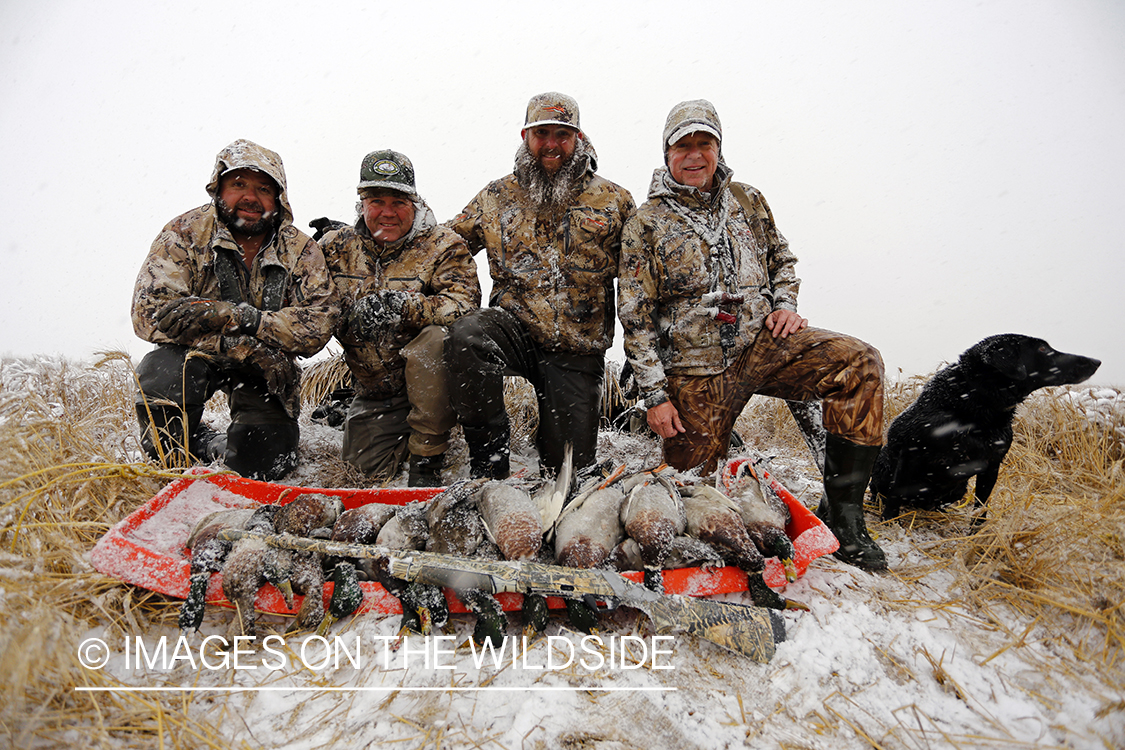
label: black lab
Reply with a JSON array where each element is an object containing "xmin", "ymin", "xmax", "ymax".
[{"xmin": 870, "ymin": 334, "xmax": 1100, "ymax": 523}]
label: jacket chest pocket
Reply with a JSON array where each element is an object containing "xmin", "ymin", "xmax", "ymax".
[
  {"xmin": 729, "ymin": 221, "xmax": 767, "ymax": 290},
  {"xmin": 656, "ymin": 231, "xmax": 710, "ymax": 298},
  {"xmin": 497, "ymin": 208, "xmax": 546, "ymax": 278},
  {"xmin": 565, "ymin": 209, "xmax": 613, "ymax": 273},
  {"xmin": 384, "ymin": 275, "xmax": 425, "ymax": 294}
]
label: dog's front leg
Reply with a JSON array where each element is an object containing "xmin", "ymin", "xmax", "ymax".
[{"xmin": 970, "ymin": 461, "xmax": 1002, "ymax": 529}]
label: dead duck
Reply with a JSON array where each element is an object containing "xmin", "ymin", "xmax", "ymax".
[
  {"xmin": 274, "ymin": 493, "xmax": 345, "ymax": 537},
  {"xmin": 327, "ymin": 503, "xmax": 397, "ymax": 581},
  {"xmin": 316, "ymin": 561, "xmax": 366, "ymax": 636},
  {"xmin": 610, "ymin": 535, "xmax": 725, "ymax": 572},
  {"xmin": 478, "ymin": 443, "xmax": 573, "ymax": 563},
  {"xmin": 313, "ymin": 503, "xmax": 398, "ymax": 635},
  {"xmin": 375, "ymin": 500, "xmax": 429, "ymax": 550},
  {"xmin": 426, "ymin": 479, "xmax": 487, "ymax": 556},
  {"xmin": 552, "ymin": 474, "xmax": 627, "ymax": 633},
  {"xmin": 375, "ymin": 500, "xmax": 447, "ymax": 635},
  {"xmin": 478, "ymin": 449, "xmax": 573, "ymax": 637},
  {"xmin": 179, "ymin": 507, "xmax": 259, "ymax": 633},
  {"xmin": 220, "ymin": 504, "xmax": 288, "ymax": 640},
  {"xmin": 272, "ymin": 494, "xmax": 345, "ymax": 633},
  {"xmin": 619, "ymin": 466, "xmax": 686, "ymax": 594},
  {"xmin": 682, "ymin": 484, "xmax": 806, "ymax": 612},
  {"xmin": 475, "ymin": 480, "xmax": 540, "ymax": 641},
  {"xmin": 420, "ymin": 479, "xmax": 510, "ymax": 645},
  {"xmin": 723, "ymin": 461, "xmax": 797, "ymax": 581}
]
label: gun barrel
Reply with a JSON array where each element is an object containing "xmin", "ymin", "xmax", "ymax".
[{"xmin": 216, "ymin": 529, "xmax": 783, "ymax": 662}]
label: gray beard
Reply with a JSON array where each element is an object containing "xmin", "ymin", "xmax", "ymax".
[{"xmin": 514, "ymin": 139, "xmax": 589, "ymax": 216}]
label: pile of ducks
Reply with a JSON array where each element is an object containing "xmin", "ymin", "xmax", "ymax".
[{"xmin": 179, "ymin": 452, "xmax": 807, "ymax": 645}]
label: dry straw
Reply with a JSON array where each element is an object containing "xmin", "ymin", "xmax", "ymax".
[{"xmin": 1, "ymin": 353, "xmax": 1122, "ymax": 747}]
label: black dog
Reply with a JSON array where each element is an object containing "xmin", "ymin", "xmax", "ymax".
[{"xmin": 870, "ymin": 334, "xmax": 1100, "ymax": 522}]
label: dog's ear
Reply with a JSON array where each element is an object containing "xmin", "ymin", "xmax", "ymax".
[{"xmin": 981, "ymin": 338, "xmax": 1028, "ymax": 380}]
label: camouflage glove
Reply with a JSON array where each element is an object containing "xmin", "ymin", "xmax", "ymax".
[
  {"xmin": 156, "ymin": 297, "xmax": 261, "ymax": 340},
  {"xmin": 222, "ymin": 336, "xmax": 302, "ymax": 419},
  {"xmin": 345, "ymin": 290, "xmax": 408, "ymax": 341}
]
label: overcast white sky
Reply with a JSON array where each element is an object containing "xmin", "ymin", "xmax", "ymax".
[{"xmin": 2, "ymin": 0, "xmax": 1123, "ymax": 385}]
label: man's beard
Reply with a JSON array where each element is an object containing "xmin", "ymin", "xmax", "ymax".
[
  {"xmin": 514, "ymin": 138, "xmax": 589, "ymax": 215},
  {"xmin": 216, "ymin": 197, "xmax": 281, "ymax": 237}
]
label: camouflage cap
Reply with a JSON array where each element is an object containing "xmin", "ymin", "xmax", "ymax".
[
  {"xmin": 523, "ymin": 92, "xmax": 582, "ymax": 133},
  {"xmin": 357, "ymin": 150, "xmax": 416, "ymax": 196},
  {"xmin": 663, "ymin": 99, "xmax": 722, "ymax": 149}
]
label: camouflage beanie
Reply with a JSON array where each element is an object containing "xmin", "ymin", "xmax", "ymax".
[{"xmin": 663, "ymin": 99, "xmax": 722, "ymax": 151}]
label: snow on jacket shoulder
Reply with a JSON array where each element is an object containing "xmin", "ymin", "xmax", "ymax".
[
  {"xmin": 618, "ymin": 166, "xmax": 800, "ymax": 400},
  {"xmin": 131, "ymin": 140, "xmax": 339, "ymax": 358},
  {"xmin": 321, "ymin": 221, "xmax": 481, "ymax": 398},
  {"xmin": 447, "ymin": 170, "xmax": 635, "ymax": 355}
]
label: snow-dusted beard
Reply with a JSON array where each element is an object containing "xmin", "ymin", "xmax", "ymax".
[
  {"xmin": 216, "ymin": 196, "xmax": 280, "ymax": 237},
  {"xmin": 514, "ymin": 138, "xmax": 589, "ymax": 216}
]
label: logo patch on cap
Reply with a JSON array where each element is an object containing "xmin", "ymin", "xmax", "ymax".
[{"xmin": 372, "ymin": 159, "xmax": 400, "ymax": 176}]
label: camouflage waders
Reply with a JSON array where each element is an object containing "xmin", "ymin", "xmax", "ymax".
[{"xmin": 662, "ymin": 325, "xmax": 884, "ymax": 475}]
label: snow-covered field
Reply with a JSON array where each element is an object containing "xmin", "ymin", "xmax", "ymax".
[
  {"xmin": 84, "ymin": 522, "xmax": 1123, "ymax": 749},
  {"xmin": 3, "ymin": 356, "xmax": 1123, "ymax": 749},
  {"xmin": 83, "ymin": 396, "xmax": 1125, "ymax": 749}
]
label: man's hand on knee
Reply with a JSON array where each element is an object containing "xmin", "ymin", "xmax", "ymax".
[
  {"xmin": 647, "ymin": 400, "xmax": 686, "ymax": 439},
  {"xmin": 765, "ymin": 309, "xmax": 808, "ymax": 339}
]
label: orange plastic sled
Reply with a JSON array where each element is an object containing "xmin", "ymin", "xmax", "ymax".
[{"xmin": 89, "ymin": 465, "xmax": 838, "ymax": 619}]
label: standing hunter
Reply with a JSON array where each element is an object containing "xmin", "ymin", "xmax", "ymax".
[
  {"xmin": 444, "ymin": 92, "xmax": 635, "ymax": 478},
  {"xmin": 132, "ymin": 139, "xmax": 339, "ymax": 481},
  {"xmin": 319, "ymin": 150, "xmax": 480, "ymax": 486},
  {"xmin": 618, "ymin": 100, "xmax": 888, "ymax": 571}
]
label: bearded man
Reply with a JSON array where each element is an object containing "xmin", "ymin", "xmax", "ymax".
[
  {"xmin": 320, "ymin": 150, "xmax": 480, "ymax": 486},
  {"xmin": 445, "ymin": 92, "xmax": 636, "ymax": 478},
  {"xmin": 618, "ymin": 101, "xmax": 888, "ymax": 571},
  {"xmin": 132, "ymin": 139, "xmax": 338, "ymax": 480}
]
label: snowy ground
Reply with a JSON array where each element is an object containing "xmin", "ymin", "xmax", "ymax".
[{"xmin": 78, "ymin": 396, "xmax": 1125, "ymax": 750}]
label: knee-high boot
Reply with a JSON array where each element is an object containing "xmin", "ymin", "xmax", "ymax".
[
  {"xmin": 817, "ymin": 433, "xmax": 887, "ymax": 572},
  {"xmin": 462, "ymin": 425, "xmax": 510, "ymax": 480},
  {"xmin": 135, "ymin": 403, "xmax": 223, "ymax": 466}
]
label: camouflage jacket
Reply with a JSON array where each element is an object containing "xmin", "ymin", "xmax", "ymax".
[
  {"xmin": 132, "ymin": 140, "xmax": 339, "ymax": 359},
  {"xmin": 321, "ymin": 208, "xmax": 481, "ymax": 398},
  {"xmin": 448, "ymin": 165, "xmax": 635, "ymax": 355},
  {"xmin": 618, "ymin": 163, "xmax": 800, "ymax": 402}
]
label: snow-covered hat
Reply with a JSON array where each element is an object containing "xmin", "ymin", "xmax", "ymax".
[
  {"xmin": 357, "ymin": 150, "xmax": 416, "ymax": 196},
  {"xmin": 663, "ymin": 99, "xmax": 722, "ymax": 149},
  {"xmin": 523, "ymin": 92, "xmax": 582, "ymax": 133}
]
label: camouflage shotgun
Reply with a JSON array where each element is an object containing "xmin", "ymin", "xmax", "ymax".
[{"xmin": 219, "ymin": 529, "xmax": 785, "ymax": 662}]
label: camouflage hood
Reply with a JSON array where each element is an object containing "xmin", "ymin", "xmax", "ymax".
[{"xmin": 205, "ymin": 139, "xmax": 294, "ymax": 228}]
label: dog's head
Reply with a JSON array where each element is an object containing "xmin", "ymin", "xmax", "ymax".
[{"xmin": 965, "ymin": 334, "xmax": 1101, "ymax": 394}]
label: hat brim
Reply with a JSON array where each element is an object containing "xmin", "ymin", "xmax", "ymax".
[
  {"xmin": 522, "ymin": 120, "xmax": 582, "ymax": 132},
  {"xmin": 666, "ymin": 123, "xmax": 721, "ymax": 148},
  {"xmin": 357, "ymin": 180, "xmax": 416, "ymax": 196}
]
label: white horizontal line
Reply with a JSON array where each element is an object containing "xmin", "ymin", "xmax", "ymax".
[{"xmin": 75, "ymin": 686, "xmax": 677, "ymax": 693}]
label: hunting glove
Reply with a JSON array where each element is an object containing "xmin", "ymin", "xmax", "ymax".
[
  {"xmin": 156, "ymin": 297, "xmax": 261, "ymax": 340},
  {"xmin": 221, "ymin": 335, "xmax": 302, "ymax": 419},
  {"xmin": 345, "ymin": 289, "xmax": 407, "ymax": 341}
]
